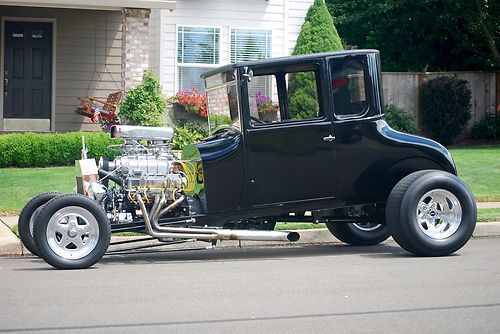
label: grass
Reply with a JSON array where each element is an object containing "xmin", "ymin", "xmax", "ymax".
[
  {"xmin": 0, "ymin": 146, "xmax": 498, "ymax": 214},
  {"xmin": 449, "ymin": 146, "xmax": 500, "ymax": 201},
  {"xmin": 0, "ymin": 167, "xmax": 74, "ymax": 214},
  {"xmin": 477, "ymin": 208, "xmax": 500, "ymax": 222},
  {"xmin": 276, "ymin": 222, "xmax": 326, "ymax": 230}
]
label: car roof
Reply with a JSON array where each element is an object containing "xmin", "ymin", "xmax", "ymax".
[{"xmin": 201, "ymin": 49, "xmax": 379, "ymax": 78}]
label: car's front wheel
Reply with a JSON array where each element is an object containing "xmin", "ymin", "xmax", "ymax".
[
  {"xmin": 34, "ymin": 194, "xmax": 111, "ymax": 269},
  {"xmin": 386, "ymin": 170, "xmax": 476, "ymax": 256},
  {"xmin": 326, "ymin": 221, "xmax": 391, "ymax": 246}
]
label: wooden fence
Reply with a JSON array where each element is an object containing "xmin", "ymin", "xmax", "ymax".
[{"xmin": 382, "ymin": 72, "xmax": 498, "ymax": 134}]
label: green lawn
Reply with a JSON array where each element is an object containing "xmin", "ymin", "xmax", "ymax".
[
  {"xmin": 0, "ymin": 146, "xmax": 498, "ymax": 214},
  {"xmin": 449, "ymin": 146, "xmax": 500, "ymax": 201},
  {"xmin": 0, "ymin": 167, "xmax": 74, "ymax": 214},
  {"xmin": 477, "ymin": 208, "xmax": 500, "ymax": 222}
]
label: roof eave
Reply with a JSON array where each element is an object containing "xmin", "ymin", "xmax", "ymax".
[{"xmin": 0, "ymin": 0, "xmax": 176, "ymax": 10}]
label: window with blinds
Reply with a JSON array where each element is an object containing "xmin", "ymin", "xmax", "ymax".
[
  {"xmin": 230, "ymin": 29, "xmax": 273, "ymax": 106},
  {"xmin": 177, "ymin": 26, "xmax": 220, "ymax": 92},
  {"xmin": 230, "ymin": 29, "xmax": 272, "ymax": 63}
]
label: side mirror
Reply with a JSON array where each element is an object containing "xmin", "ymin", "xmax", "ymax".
[{"xmin": 242, "ymin": 66, "xmax": 254, "ymax": 82}]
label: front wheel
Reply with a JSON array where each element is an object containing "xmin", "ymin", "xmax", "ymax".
[
  {"xmin": 326, "ymin": 222, "xmax": 390, "ymax": 246},
  {"xmin": 386, "ymin": 170, "xmax": 476, "ymax": 256},
  {"xmin": 33, "ymin": 194, "xmax": 111, "ymax": 269}
]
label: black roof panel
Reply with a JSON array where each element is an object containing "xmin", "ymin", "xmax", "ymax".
[{"xmin": 201, "ymin": 49, "xmax": 379, "ymax": 78}]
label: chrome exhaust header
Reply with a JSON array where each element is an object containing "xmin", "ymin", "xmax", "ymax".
[{"xmin": 136, "ymin": 194, "xmax": 300, "ymax": 243}]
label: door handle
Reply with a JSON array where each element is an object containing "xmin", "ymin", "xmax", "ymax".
[
  {"xmin": 323, "ymin": 135, "xmax": 336, "ymax": 142},
  {"xmin": 3, "ymin": 78, "xmax": 7, "ymax": 96}
]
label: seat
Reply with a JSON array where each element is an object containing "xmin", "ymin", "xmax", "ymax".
[{"xmin": 75, "ymin": 91, "xmax": 122, "ymax": 122}]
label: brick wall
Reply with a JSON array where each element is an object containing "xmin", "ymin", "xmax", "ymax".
[{"xmin": 122, "ymin": 8, "xmax": 151, "ymax": 92}]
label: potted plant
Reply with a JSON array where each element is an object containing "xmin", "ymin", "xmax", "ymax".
[{"xmin": 255, "ymin": 92, "xmax": 278, "ymax": 122}]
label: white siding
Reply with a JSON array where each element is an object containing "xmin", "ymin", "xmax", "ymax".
[
  {"xmin": 286, "ymin": 0, "xmax": 313, "ymax": 55},
  {"xmin": 0, "ymin": 6, "xmax": 122, "ymax": 132},
  {"xmin": 155, "ymin": 0, "xmax": 313, "ymax": 96}
]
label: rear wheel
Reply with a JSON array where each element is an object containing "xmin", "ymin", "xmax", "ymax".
[
  {"xmin": 34, "ymin": 194, "xmax": 111, "ymax": 269},
  {"xmin": 326, "ymin": 221, "xmax": 390, "ymax": 245},
  {"xmin": 386, "ymin": 170, "xmax": 476, "ymax": 256},
  {"xmin": 18, "ymin": 192, "xmax": 62, "ymax": 256}
]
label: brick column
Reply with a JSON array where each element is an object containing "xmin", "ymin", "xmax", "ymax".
[{"xmin": 122, "ymin": 8, "xmax": 151, "ymax": 92}]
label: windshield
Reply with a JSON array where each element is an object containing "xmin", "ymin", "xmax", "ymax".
[{"xmin": 205, "ymin": 70, "xmax": 240, "ymax": 133}]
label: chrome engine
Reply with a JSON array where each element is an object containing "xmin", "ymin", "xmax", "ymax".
[
  {"xmin": 101, "ymin": 125, "xmax": 185, "ymax": 195},
  {"xmin": 92, "ymin": 125, "xmax": 191, "ymax": 224}
]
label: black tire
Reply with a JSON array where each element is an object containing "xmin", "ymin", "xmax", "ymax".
[
  {"xmin": 34, "ymin": 194, "xmax": 111, "ymax": 269},
  {"xmin": 386, "ymin": 170, "xmax": 476, "ymax": 256},
  {"xmin": 326, "ymin": 222, "xmax": 390, "ymax": 246},
  {"xmin": 18, "ymin": 192, "xmax": 62, "ymax": 256}
]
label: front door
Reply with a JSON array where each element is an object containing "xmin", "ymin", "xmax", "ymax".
[
  {"xmin": 3, "ymin": 21, "xmax": 52, "ymax": 130},
  {"xmin": 241, "ymin": 61, "xmax": 337, "ymax": 207}
]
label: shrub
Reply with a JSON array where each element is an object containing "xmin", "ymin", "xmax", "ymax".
[
  {"xmin": 171, "ymin": 125, "xmax": 206, "ymax": 150},
  {"xmin": 288, "ymin": 0, "xmax": 344, "ymax": 120},
  {"xmin": 0, "ymin": 132, "xmax": 120, "ymax": 168},
  {"xmin": 384, "ymin": 104, "xmax": 419, "ymax": 134},
  {"xmin": 421, "ymin": 76, "xmax": 471, "ymax": 145},
  {"xmin": 119, "ymin": 71, "xmax": 166, "ymax": 127},
  {"xmin": 471, "ymin": 113, "xmax": 500, "ymax": 139}
]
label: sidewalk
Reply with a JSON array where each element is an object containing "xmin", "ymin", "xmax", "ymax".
[{"xmin": 1, "ymin": 209, "xmax": 500, "ymax": 256}]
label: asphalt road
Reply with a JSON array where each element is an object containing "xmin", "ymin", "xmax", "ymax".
[{"xmin": 0, "ymin": 238, "xmax": 499, "ymax": 334}]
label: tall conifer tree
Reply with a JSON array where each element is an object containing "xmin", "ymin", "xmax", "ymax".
[{"xmin": 289, "ymin": 0, "xmax": 343, "ymax": 119}]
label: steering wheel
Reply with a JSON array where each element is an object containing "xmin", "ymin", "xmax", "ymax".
[{"xmin": 204, "ymin": 124, "xmax": 240, "ymax": 141}]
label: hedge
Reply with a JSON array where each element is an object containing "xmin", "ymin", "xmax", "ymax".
[{"xmin": 0, "ymin": 132, "xmax": 121, "ymax": 168}]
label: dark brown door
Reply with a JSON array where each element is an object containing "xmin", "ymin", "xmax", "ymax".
[{"xmin": 3, "ymin": 21, "xmax": 52, "ymax": 119}]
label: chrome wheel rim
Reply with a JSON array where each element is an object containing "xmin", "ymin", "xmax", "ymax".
[
  {"xmin": 352, "ymin": 222, "xmax": 382, "ymax": 232},
  {"xmin": 416, "ymin": 189, "xmax": 462, "ymax": 240},
  {"xmin": 46, "ymin": 206, "xmax": 99, "ymax": 260}
]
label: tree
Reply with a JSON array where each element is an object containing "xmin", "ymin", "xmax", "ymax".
[
  {"xmin": 326, "ymin": 0, "xmax": 498, "ymax": 71},
  {"xmin": 288, "ymin": 0, "xmax": 344, "ymax": 119}
]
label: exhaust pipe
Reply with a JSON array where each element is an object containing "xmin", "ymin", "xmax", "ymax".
[{"xmin": 136, "ymin": 194, "xmax": 300, "ymax": 243}]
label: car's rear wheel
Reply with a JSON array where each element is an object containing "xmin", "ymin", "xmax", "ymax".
[
  {"xmin": 18, "ymin": 192, "xmax": 62, "ymax": 256},
  {"xmin": 326, "ymin": 221, "xmax": 390, "ymax": 245},
  {"xmin": 386, "ymin": 170, "xmax": 476, "ymax": 256},
  {"xmin": 34, "ymin": 194, "xmax": 111, "ymax": 269}
]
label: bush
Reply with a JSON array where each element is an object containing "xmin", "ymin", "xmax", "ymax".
[
  {"xmin": 471, "ymin": 113, "xmax": 500, "ymax": 139},
  {"xmin": 171, "ymin": 125, "xmax": 206, "ymax": 150},
  {"xmin": 288, "ymin": 0, "xmax": 344, "ymax": 120},
  {"xmin": 119, "ymin": 71, "xmax": 166, "ymax": 127},
  {"xmin": 421, "ymin": 76, "xmax": 471, "ymax": 145},
  {"xmin": 0, "ymin": 132, "xmax": 120, "ymax": 168},
  {"xmin": 384, "ymin": 104, "xmax": 418, "ymax": 134}
]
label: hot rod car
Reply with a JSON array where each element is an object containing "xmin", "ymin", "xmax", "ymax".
[{"xmin": 19, "ymin": 50, "xmax": 477, "ymax": 269}]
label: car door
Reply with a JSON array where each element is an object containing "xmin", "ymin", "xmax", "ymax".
[{"xmin": 241, "ymin": 61, "xmax": 337, "ymax": 207}]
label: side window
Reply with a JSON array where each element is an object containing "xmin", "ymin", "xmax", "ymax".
[
  {"xmin": 330, "ymin": 57, "xmax": 370, "ymax": 118},
  {"xmin": 247, "ymin": 74, "xmax": 281, "ymax": 123},
  {"xmin": 247, "ymin": 68, "xmax": 323, "ymax": 126}
]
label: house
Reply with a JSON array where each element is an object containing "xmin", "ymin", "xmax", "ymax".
[
  {"xmin": 0, "ymin": 0, "xmax": 175, "ymax": 132},
  {"xmin": 0, "ymin": 0, "xmax": 313, "ymax": 132}
]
